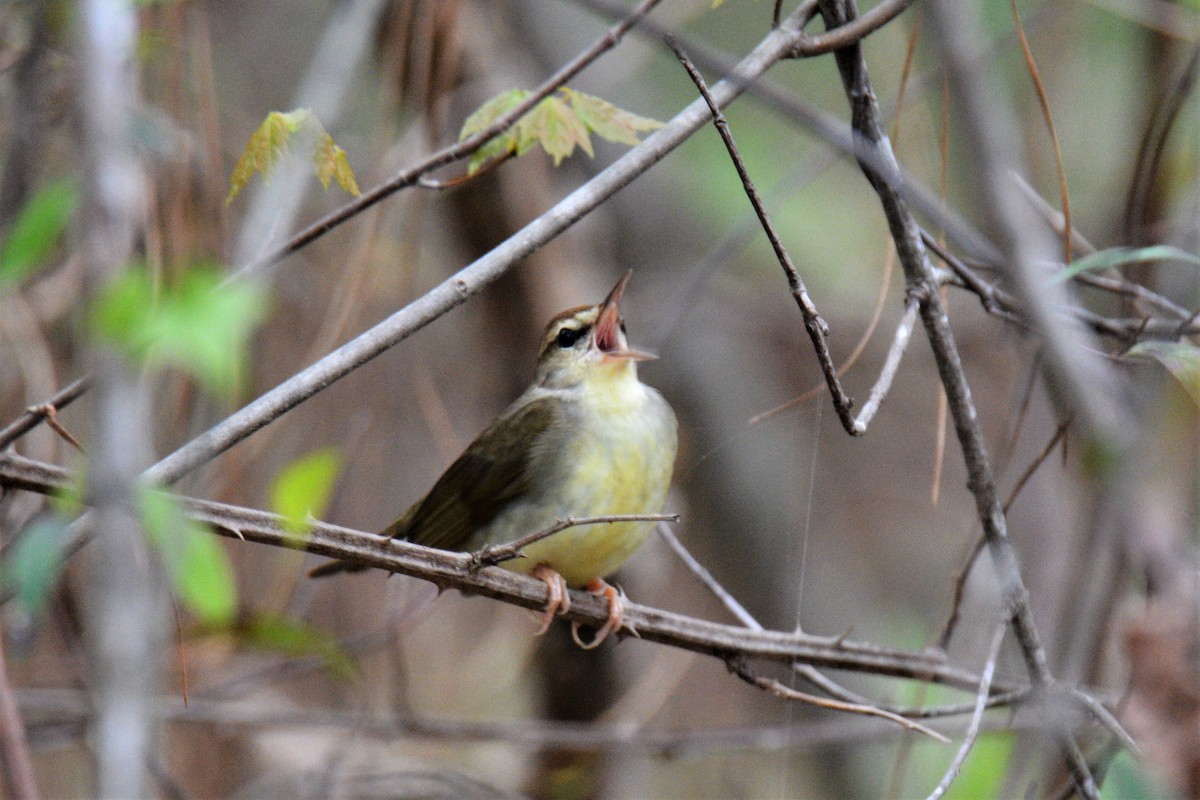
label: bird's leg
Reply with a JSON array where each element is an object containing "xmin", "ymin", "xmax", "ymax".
[
  {"xmin": 531, "ymin": 564, "xmax": 571, "ymax": 635},
  {"xmin": 571, "ymin": 577, "xmax": 627, "ymax": 650}
]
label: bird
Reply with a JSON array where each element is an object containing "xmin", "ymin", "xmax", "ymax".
[{"xmin": 311, "ymin": 271, "xmax": 677, "ymax": 648}]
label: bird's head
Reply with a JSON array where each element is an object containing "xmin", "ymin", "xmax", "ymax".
[{"xmin": 534, "ymin": 270, "xmax": 654, "ymax": 390}]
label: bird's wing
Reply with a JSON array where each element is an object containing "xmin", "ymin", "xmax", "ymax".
[{"xmin": 396, "ymin": 396, "xmax": 561, "ymax": 552}]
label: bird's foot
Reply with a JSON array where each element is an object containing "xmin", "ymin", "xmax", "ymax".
[
  {"xmin": 531, "ymin": 564, "xmax": 571, "ymax": 635},
  {"xmin": 571, "ymin": 578, "xmax": 625, "ymax": 650}
]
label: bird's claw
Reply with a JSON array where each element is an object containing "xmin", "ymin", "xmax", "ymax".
[
  {"xmin": 570, "ymin": 578, "xmax": 626, "ymax": 649},
  {"xmin": 531, "ymin": 564, "xmax": 571, "ymax": 635}
]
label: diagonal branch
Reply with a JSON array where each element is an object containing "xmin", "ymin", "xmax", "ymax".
[
  {"xmin": 143, "ymin": 6, "xmax": 826, "ymax": 487},
  {"xmin": 668, "ymin": 39, "xmax": 858, "ymax": 435}
]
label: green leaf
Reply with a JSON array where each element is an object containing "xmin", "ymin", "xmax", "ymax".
[
  {"xmin": 227, "ymin": 109, "xmax": 312, "ymax": 203},
  {"xmin": 139, "ymin": 488, "xmax": 237, "ymax": 625},
  {"xmin": 1128, "ymin": 340, "xmax": 1200, "ymax": 407},
  {"xmin": 234, "ymin": 614, "xmax": 356, "ymax": 680},
  {"xmin": 459, "ymin": 89, "xmax": 529, "ymax": 175},
  {"xmin": 313, "ymin": 134, "xmax": 360, "ymax": 196},
  {"xmin": 562, "ymin": 88, "xmax": 663, "ymax": 146},
  {"xmin": 520, "ymin": 94, "xmax": 592, "ymax": 166},
  {"xmin": 0, "ymin": 515, "xmax": 70, "ymax": 618},
  {"xmin": 0, "ymin": 180, "xmax": 78, "ymax": 287},
  {"xmin": 89, "ymin": 265, "xmax": 268, "ymax": 395},
  {"xmin": 269, "ymin": 448, "xmax": 343, "ymax": 536},
  {"xmin": 1054, "ymin": 245, "xmax": 1200, "ymax": 283}
]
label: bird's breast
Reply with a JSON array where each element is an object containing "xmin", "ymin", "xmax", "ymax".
[{"xmin": 498, "ymin": 378, "xmax": 677, "ymax": 586}]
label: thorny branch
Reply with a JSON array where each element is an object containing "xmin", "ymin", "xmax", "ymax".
[
  {"xmin": 0, "ymin": 453, "xmax": 1132, "ymax": 749},
  {"xmin": 0, "ymin": 451, "xmax": 993, "ymax": 693},
  {"xmin": 0, "ymin": 377, "xmax": 91, "ymax": 452}
]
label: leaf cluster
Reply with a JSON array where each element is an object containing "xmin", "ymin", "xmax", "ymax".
[
  {"xmin": 227, "ymin": 109, "xmax": 361, "ymax": 203},
  {"xmin": 459, "ymin": 87, "xmax": 663, "ymax": 175}
]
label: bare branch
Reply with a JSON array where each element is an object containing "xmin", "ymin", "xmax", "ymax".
[
  {"xmin": 471, "ymin": 514, "xmax": 680, "ymax": 569},
  {"xmin": 0, "ymin": 377, "xmax": 91, "ymax": 451},
  {"xmin": 728, "ymin": 658, "xmax": 950, "ymax": 743},
  {"xmin": 818, "ymin": 0, "xmax": 1052, "ymax": 687},
  {"xmin": 852, "ymin": 293, "xmax": 920, "ymax": 432},
  {"xmin": 0, "ymin": 451, "xmax": 1008, "ymax": 694},
  {"xmin": 668, "ymin": 38, "xmax": 859, "ymax": 435},
  {"xmin": 925, "ymin": 621, "xmax": 1006, "ymax": 800}
]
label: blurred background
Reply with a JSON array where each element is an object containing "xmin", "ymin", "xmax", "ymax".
[{"xmin": 1, "ymin": 0, "xmax": 1198, "ymax": 797}]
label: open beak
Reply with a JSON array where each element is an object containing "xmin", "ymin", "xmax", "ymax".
[{"xmin": 593, "ymin": 270, "xmax": 655, "ymax": 362}]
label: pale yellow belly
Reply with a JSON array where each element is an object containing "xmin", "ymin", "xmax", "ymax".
[{"xmin": 484, "ymin": 387, "xmax": 676, "ymax": 586}]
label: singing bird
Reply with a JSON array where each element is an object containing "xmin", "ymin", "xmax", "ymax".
[{"xmin": 312, "ymin": 272, "xmax": 677, "ymax": 647}]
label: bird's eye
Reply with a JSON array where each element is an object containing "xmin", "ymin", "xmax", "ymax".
[
  {"xmin": 556, "ymin": 327, "xmax": 582, "ymax": 348},
  {"xmin": 619, "ymin": 319, "xmax": 627, "ymax": 335}
]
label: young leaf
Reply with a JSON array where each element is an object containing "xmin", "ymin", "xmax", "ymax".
[
  {"xmin": 0, "ymin": 514, "xmax": 71, "ymax": 619},
  {"xmin": 140, "ymin": 488, "xmax": 237, "ymax": 625},
  {"xmin": 1053, "ymin": 245, "xmax": 1200, "ymax": 283},
  {"xmin": 227, "ymin": 109, "xmax": 312, "ymax": 203},
  {"xmin": 520, "ymin": 94, "xmax": 593, "ymax": 166},
  {"xmin": 89, "ymin": 265, "xmax": 268, "ymax": 395},
  {"xmin": 0, "ymin": 180, "xmax": 78, "ymax": 288},
  {"xmin": 269, "ymin": 448, "xmax": 343, "ymax": 536},
  {"xmin": 562, "ymin": 88, "xmax": 663, "ymax": 146},
  {"xmin": 234, "ymin": 614, "xmax": 356, "ymax": 680},
  {"xmin": 459, "ymin": 89, "xmax": 529, "ymax": 175},
  {"xmin": 1128, "ymin": 340, "xmax": 1200, "ymax": 407},
  {"xmin": 313, "ymin": 134, "xmax": 361, "ymax": 196}
]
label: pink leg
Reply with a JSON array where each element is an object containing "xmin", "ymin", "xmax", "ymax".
[
  {"xmin": 571, "ymin": 577, "xmax": 626, "ymax": 650},
  {"xmin": 531, "ymin": 564, "xmax": 571, "ymax": 635}
]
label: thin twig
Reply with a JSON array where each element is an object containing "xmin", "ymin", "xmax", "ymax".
[
  {"xmin": 668, "ymin": 39, "xmax": 859, "ymax": 435},
  {"xmin": 1002, "ymin": 421, "xmax": 1069, "ymax": 515},
  {"xmin": 788, "ymin": 0, "xmax": 917, "ymax": 57},
  {"xmin": 729, "ymin": 658, "xmax": 950, "ymax": 743},
  {"xmin": 925, "ymin": 621, "xmax": 1006, "ymax": 799},
  {"xmin": 852, "ymin": 293, "xmax": 920, "ymax": 431},
  {"xmin": 0, "ymin": 377, "xmax": 91, "ymax": 451},
  {"xmin": 470, "ymin": 513, "xmax": 680, "ymax": 569},
  {"xmin": 1011, "ymin": 0, "xmax": 1072, "ymax": 264},
  {"xmin": 656, "ymin": 522, "xmax": 758, "ymax": 629}
]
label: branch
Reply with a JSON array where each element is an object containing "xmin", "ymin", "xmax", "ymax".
[
  {"xmin": 852, "ymin": 293, "xmax": 920, "ymax": 431},
  {"xmin": 0, "ymin": 452, "xmax": 1009, "ymax": 694},
  {"xmin": 668, "ymin": 39, "xmax": 859, "ymax": 435},
  {"xmin": 728, "ymin": 658, "xmax": 950, "ymax": 743},
  {"xmin": 789, "ymin": 0, "xmax": 917, "ymax": 57},
  {"xmin": 925, "ymin": 621, "xmax": 1006, "ymax": 800},
  {"xmin": 143, "ymin": 5, "xmax": 826, "ymax": 487},
  {"xmin": 470, "ymin": 514, "xmax": 680, "ymax": 569},
  {"xmin": 0, "ymin": 377, "xmax": 90, "ymax": 451}
]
